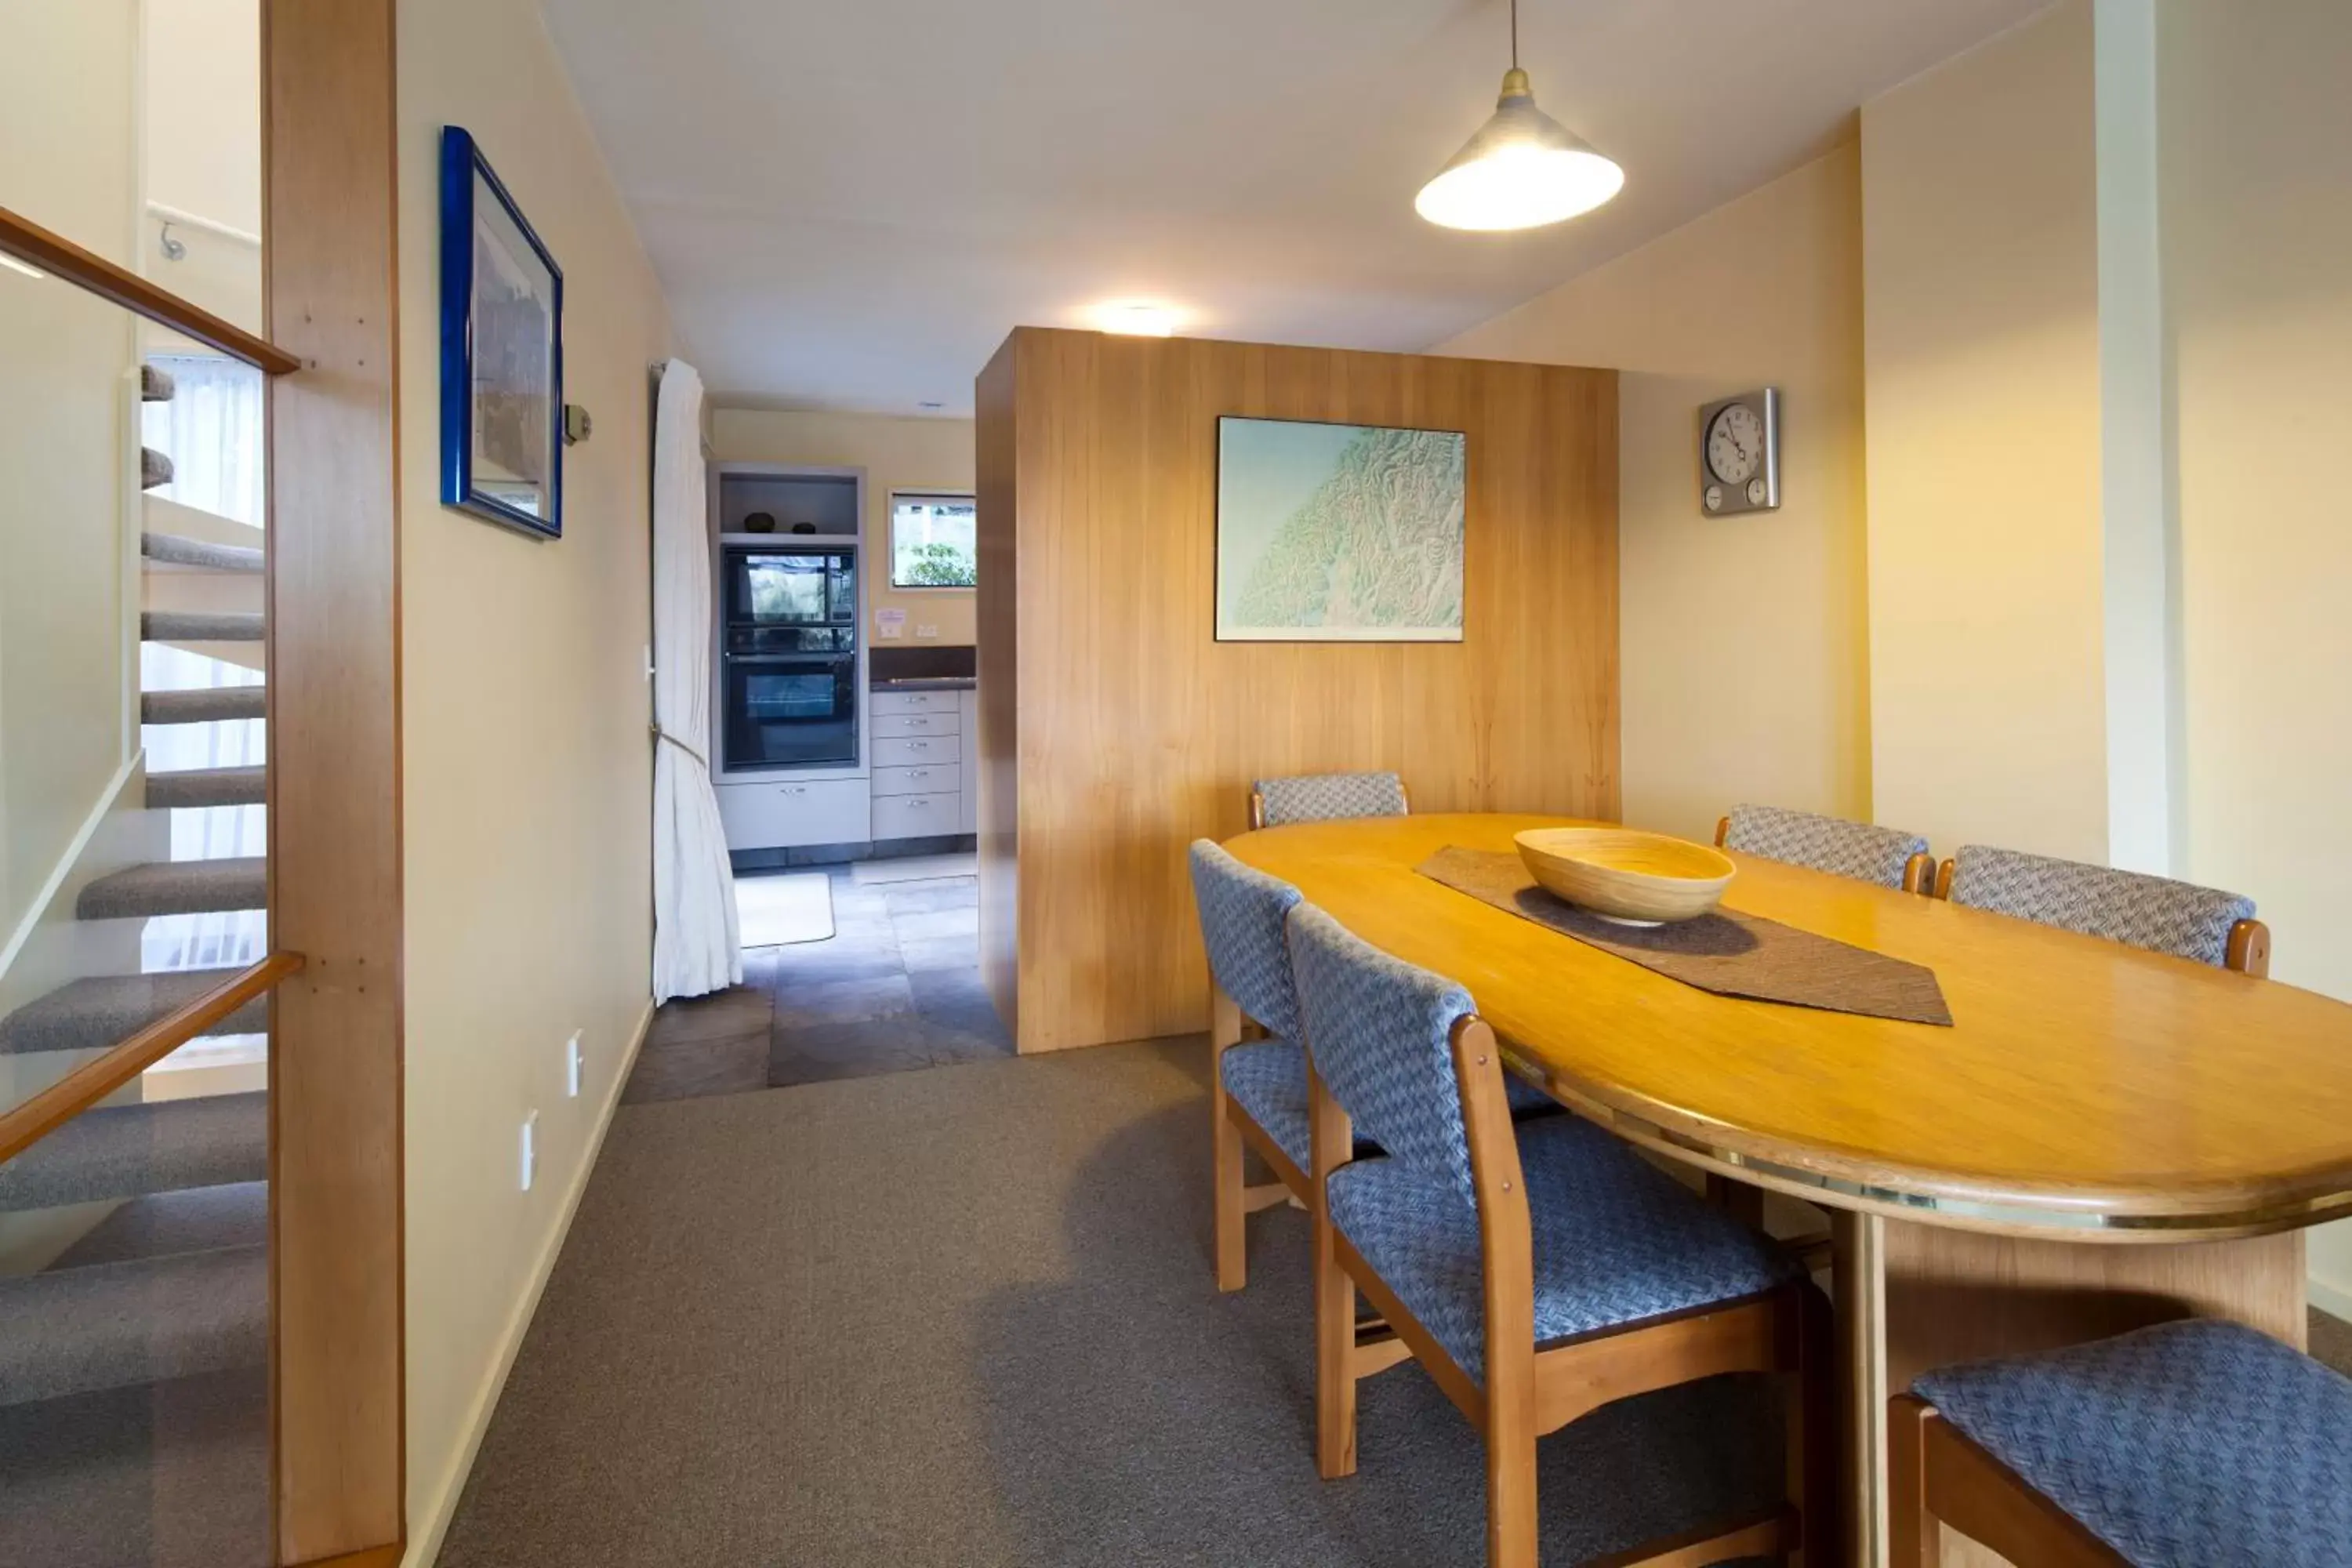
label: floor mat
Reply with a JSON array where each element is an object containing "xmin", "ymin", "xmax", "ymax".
[{"xmin": 735, "ymin": 872, "xmax": 834, "ymax": 947}]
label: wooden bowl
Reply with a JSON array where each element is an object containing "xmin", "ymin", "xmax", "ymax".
[{"xmin": 1514, "ymin": 828, "xmax": 1737, "ymax": 924}]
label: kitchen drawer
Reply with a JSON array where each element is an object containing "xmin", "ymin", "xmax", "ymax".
[
  {"xmin": 873, "ymin": 763, "xmax": 955, "ymax": 797},
  {"xmin": 870, "ymin": 689, "xmax": 961, "ymax": 717},
  {"xmin": 872, "ymin": 733, "xmax": 959, "ymax": 768},
  {"xmin": 870, "ymin": 710, "xmax": 959, "ymax": 739},
  {"xmin": 716, "ymin": 777, "xmax": 871, "ymax": 851},
  {"xmin": 873, "ymin": 789, "xmax": 960, "ymax": 840}
]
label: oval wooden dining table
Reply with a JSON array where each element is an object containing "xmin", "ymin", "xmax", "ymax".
[{"xmin": 1225, "ymin": 813, "xmax": 2352, "ymax": 1568}]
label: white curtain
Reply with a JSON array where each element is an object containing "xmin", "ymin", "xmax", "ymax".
[{"xmin": 651, "ymin": 359, "xmax": 742, "ymax": 1001}]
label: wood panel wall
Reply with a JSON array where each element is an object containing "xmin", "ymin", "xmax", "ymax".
[
  {"xmin": 263, "ymin": 1, "xmax": 408, "ymax": 1561},
  {"xmin": 976, "ymin": 328, "xmax": 1618, "ymax": 1054}
]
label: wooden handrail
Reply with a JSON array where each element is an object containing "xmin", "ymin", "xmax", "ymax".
[
  {"xmin": 0, "ymin": 202, "xmax": 301, "ymax": 376},
  {"xmin": 0, "ymin": 951, "xmax": 305, "ymax": 1166}
]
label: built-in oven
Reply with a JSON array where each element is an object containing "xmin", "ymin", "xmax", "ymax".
[{"xmin": 720, "ymin": 545, "xmax": 860, "ymax": 772}]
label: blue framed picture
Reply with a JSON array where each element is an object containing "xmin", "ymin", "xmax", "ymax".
[{"xmin": 440, "ymin": 127, "xmax": 564, "ymax": 539}]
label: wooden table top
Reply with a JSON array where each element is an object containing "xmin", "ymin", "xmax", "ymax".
[{"xmin": 1227, "ymin": 813, "xmax": 2352, "ymax": 1238}]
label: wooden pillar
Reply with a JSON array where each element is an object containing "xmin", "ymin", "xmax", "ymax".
[{"xmin": 263, "ymin": 2, "xmax": 406, "ymax": 1562}]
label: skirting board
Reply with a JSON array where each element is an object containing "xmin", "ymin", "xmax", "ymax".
[{"xmin": 401, "ymin": 997, "xmax": 653, "ymax": 1568}]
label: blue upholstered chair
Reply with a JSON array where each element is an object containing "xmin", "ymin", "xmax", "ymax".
[
  {"xmin": 1188, "ymin": 840, "xmax": 1312, "ymax": 1292},
  {"xmin": 1285, "ymin": 902, "xmax": 1830, "ymax": 1568},
  {"xmin": 1716, "ymin": 802, "xmax": 1934, "ymax": 893},
  {"xmin": 1936, "ymin": 844, "xmax": 2270, "ymax": 974},
  {"xmin": 1187, "ymin": 840, "xmax": 1555, "ymax": 1292},
  {"xmin": 1892, "ymin": 1319, "xmax": 2352, "ymax": 1567},
  {"xmin": 1249, "ymin": 771, "xmax": 1409, "ymax": 830}
]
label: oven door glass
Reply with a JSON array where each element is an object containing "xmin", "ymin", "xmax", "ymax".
[
  {"xmin": 731, "ymin": 552, "xmax": 834, "ymax": 626},
  {"xmin": 723, "ymin": 654, "xmax": 858, "ymax": 770}
]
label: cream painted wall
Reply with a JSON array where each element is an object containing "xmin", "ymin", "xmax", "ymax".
[
  {"xmin": 0, "ymin": 2, "xmax": 137, "ymax": 973},
  {"xmin": 140, "ymin": 0, "xmax": 264, "ymax": 331},
  {"xmin": 1436, "ymin": 146, "xmax": 1869, "ymax": 844},
  {"xmin": 394, "ymin": 0, "xmax": 672, "ymax": 1558},
  {"xmin": 711, "ymin": 408, "xmax": 978, "ymax": 644},
  {"xmin": 143, "ymin": 0, "xmax": 261, "ymax": 235},
  {"xmin": 2156, "ymin": 0, "xmax": 2352, "ymax": 1313},
  {"xmin": 1860, "ymin": 0, "xmax": 2108, "ymax": 862}
]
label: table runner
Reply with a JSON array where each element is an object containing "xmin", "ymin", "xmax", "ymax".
[{"xmin": 1417, "ymin": 847, "xmax": 1952, "ymax": 1025}]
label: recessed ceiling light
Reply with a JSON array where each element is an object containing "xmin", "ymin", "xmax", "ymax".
[
  {"xmin": 0, "ymin": 252, "xmax": 46, "ymax": 281},
  {"xmin": 919, "ymin": 401, "xmax": 944, "ymax": 410},
  {"xmin": 1094, "ymin": 301, "xmax": 1182, "ymax": 338}
]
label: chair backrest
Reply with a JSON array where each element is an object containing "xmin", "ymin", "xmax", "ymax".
[
  {"xmin": 1250, "ymin": 771, "xmax": 1408, "ymax": 829},
  {"xmin": 1719, "ymin": 803, "xmax": 1930, "ymax": 891},
  {"xmin": 1187, "ymin": 840, "xmax": 1305, "ymax": 1040},
  {"xmin": 1945, "ymin": 844, "xmax": 2256, "ymax": 968},
  {"xmin": 1285, "ymin": 902, "xmax": 1477, "ymax": 1207}
]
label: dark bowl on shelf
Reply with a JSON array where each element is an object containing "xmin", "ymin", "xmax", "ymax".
[{"xmin": 743, "ymin": 511, "xmax": 776, "ymax": 534}]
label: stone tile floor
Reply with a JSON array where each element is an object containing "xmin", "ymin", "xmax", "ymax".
[{"xmin": 625, "ymin": 866, "xmax": 1011, "ymax": 1103}]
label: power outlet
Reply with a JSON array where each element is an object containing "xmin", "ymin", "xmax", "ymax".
[
  {"xmin": 565, "ymin": 1032, "xmax": 584, "ymax": 1098},
  {"xmin": 916, "ymin": 624, "xmax": 938, "ymax": 639},
  {"xmin": 520, "ymin": 1109, "xmax": 539, "ymax": 1192}
]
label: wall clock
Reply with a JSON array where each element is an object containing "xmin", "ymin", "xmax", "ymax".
[{"xmin": 1697, "ymin": 389, "xmax": 1780, "ymax": 516}]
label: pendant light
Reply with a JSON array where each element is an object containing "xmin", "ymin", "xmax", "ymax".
[{"xmin": 1415, "ymin": 0, "xmax": 1624, "ymax": 232}]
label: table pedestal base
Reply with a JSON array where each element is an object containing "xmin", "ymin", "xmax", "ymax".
[{"xmin": 1834, "ymin": 1214, "xmax": 2306, "ymax": 1568}]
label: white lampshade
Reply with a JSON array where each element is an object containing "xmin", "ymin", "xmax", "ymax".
[{"xmin": 1415, "ymin": 69, "xmax": 1624, "ymax": 232}]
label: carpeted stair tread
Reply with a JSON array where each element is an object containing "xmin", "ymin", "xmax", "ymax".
[
  {"xmin": 48, "ymin": 1182, "xmax": 269, "ymax": 1270},
  {"xmin": 0, "ymin": 969, "xmax": 263, "ymax": 1057},
  {"xmin": 0, "ymin": 1093, "xmax": 266, "ymax": 1214},
  {"xmin": 142, "ymin": 610, "xmax": 264, "ymax": 643},
  {"xmin": 147, "ymin": 766, "xmax": 267, "ymax": 811},
  {"xmin": 143, "ymin": 685, "xmax": 267, "ymax": 725},
  {"xmin": 77, "ymin": 858, "xmax": 267, "ymax": 920},
  {"xmin": 0, "ymin": 1246, "xmax": 266, "ymax": 1405},
  {"xmin": 141, "ymin": 531, "xmax": 264, "ymax": 574}
]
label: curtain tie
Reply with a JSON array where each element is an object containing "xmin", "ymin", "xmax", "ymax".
[{"xmin": 648, "ymin": 719, "xmax": 711, "ymax": 775}]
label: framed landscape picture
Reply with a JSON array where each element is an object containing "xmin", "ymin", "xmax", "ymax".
[
  {"xmin": 439, "ymin": 126, "xmax": 564, "ymax": 539},
  {"xmin": 1214, "ymin": 416, "xmax": 1465, "ymax": 642}
]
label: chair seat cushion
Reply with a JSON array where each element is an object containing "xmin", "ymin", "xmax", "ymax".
[
  {"xmin": 1914, "ymin": 1319, "xmax": 2352, "ymax": 1568},
  {"xmin": 1221, "ymin": 1042, "xmax": 1559, "ymax": 1176},
  {"xmin": 1221, "ymin": 1040, "xmax": 1316, "ymax": 1172},
  {"xmin": 1325, "ymin": 1114, "xmax": 1799, "ymax": 1383}
]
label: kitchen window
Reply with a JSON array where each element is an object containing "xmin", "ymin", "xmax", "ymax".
[{"xmin": 889, "ymin": 491, "xmax": 977, "ymax": 589}]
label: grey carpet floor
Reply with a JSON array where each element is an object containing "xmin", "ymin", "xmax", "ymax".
[{"xmin": 439, "ymin": 1039, "xmax": 1786, "ymax": 1567}]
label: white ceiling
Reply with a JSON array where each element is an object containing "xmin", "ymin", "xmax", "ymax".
[{"xmin": 540, "ymin": 0, "xmax": 2049, "ymax": 416}]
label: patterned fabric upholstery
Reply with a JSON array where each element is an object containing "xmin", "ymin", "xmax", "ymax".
[
  {"xmin": 1216, "ymin": 1037, "xmax": 1552, "ymax": 1173},
  {"xmin": 1722, "ymin": 803, "xmax": 1928, "ymax": 890},
  {"xmin": 1915, "ymin": 1319, "xmax": 2352, "ymax": 1567},
  {"xmin": 1286, "ymin": 903, "xmax": 1479, "ymax": 1206},
  {"xmin": 1218, "ymin": 1039, "xmax": 1314, "ymax": 1171},
  {"xmin": 1947, "ymin": 844, "xmax": 2255, "ymax": 967},
  {"xmin": 1254, "ymin": 771, "xmax": 1408, "ymax": 828},
  {"xmin": 1188, "ymin": 840, "xmax": 1305, "ymax": 1040},
  {"xmin": 1327, "ymin": 1116, "xmax": 1800, "ymax": 1384}
]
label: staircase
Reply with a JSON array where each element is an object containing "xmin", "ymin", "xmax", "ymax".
[{"xmin": 0, "ymin": 379, "xmax": 275, "ymax": 1559}]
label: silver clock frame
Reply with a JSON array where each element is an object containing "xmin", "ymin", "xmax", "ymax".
[{"xmin": 1697, "ymin": 387, "xmax": 1780, "ymax": 516}]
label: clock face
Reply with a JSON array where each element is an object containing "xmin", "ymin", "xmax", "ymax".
[{"xmin": 1707, "ymin": 403, "xmax": 1764, "ymax": 485}]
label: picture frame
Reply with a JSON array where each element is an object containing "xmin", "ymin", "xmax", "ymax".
[
  {"xmin": 1214, "ymin": 415, "xmax": 1466, "ymax": 643},
  {"xmin": 439, "ymin": 126, "xmax": 564, "ymax": 539}
]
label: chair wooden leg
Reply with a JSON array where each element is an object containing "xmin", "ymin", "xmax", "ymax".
[
  {"xmin": 1888, "ymin": 1395, "xmax": 1942, "ymax": 1568},
  {"xmin": 1484, "ymin": 1403, "xmax": 1539, "ymax": 1568},
  {"xmin": 1314, "ymin": 1212, "xmax": 1359, "ymax": 1478},
  {"xmin": 1210, "ymin": 994, "xmax": 1247, "ymax": 1292}
]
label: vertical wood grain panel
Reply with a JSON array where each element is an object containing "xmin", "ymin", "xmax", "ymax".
[
  {"xmin": 978, "ymin": 328, "xmax": 1618, "ymax": 1054},
  {"xmin": 975, "ymin": 337, "xmax": 1019, "ymax": 1031},
  {"xmin": 263, "ymin": 1, "xmax": 406, "ymax": 1559}
]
